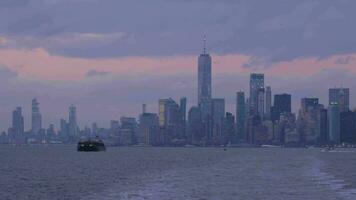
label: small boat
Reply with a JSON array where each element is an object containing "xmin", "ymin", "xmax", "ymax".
[
  {"xmin": 321, "ymin": 146, "xmax": 335, "ymax": 152},
  {"xmin": 77, "ymin": 138, "xmax": 106, "ymax": 152}
]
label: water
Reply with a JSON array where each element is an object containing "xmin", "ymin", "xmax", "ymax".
[{"xmin": 0, "ymin": 145, "xmax": 356, "ymax": 200}]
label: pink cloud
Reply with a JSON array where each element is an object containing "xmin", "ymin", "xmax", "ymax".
[{"xmin": 0, "ymin": 47, "xmax": 355, "ymax": 81}]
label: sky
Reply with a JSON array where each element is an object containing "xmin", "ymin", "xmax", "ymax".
[{"xmin": 0, "ymin": 0, "xmax": 356, "ymax": 130}]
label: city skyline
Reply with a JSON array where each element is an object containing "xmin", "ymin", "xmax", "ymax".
[
  {"xmin": 2, "ymin": 77, "xmax": 353, "ymax": 132},
  {"xmin": 4, "ymin": 43, "xmax": 353, "ymax": 146}
]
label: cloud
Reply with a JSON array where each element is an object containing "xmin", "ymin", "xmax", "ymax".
[
  {"xmin": 8, "ymin": 13, "xmax": 53, "ymax": 35},
  {"xmin": 242, "ymin": 56, "xmax": 272, "ymax": 69},
  {"xmin": 86, "ymin": 70, "xmax": 110, "ymax": 77},
  {"xmin": 335, "ymin": 56, "xmax": 353, "ymax": 65},
  {"xmin": 0, "ymin": 37, "xmax": 8, "ymax": 45},
  {"xmin": 318, "ymin": 6, "xmax": 345, "ymax": 21},
  {"xmin": 257, "ymin": 1, "xmax": 320, "ymax": 32},
  {"xmin": 0, "ymin": 0, "xmax": 29, "ymax": 8},
  {"xmin": 0, "ymin": 65, "xmax": 18, "ymax": 79},
  {"xmin": 0, "ymin": 0, "xmax": 354, "ymax": 63}
]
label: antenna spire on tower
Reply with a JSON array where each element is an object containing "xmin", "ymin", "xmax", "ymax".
[{"xmin": 203, "ymin": 35, "xmax": 206, "ymax": 54}]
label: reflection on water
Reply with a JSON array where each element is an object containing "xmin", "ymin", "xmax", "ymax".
[{"xmin": 0, "ymin": 145, "xmax": 355, "ymax": 200}]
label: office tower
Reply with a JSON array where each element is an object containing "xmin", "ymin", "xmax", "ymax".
[
  {"xmin": 328, "ymin": 103, "xmax": 340, "ymax": 144},
  {"xmin": 265, "ymin": 86, "xmax": 272, "ymax": 119},
  {"xmin": 120, "ymin": 117, "xmax": 138, "ymax": 145},
  {"xmin": 274, "ymin": 94, "xmax": 291, "ymax": 113},
  {"xmin": 272, "ymin": 94, "xmax": 291, "ymax": 121},
  {"xmin": 110, "ymin": 120, "xmax": 119, "ymax": 131},
  {"xmin": 329, "ymin": 88, "xmax": 350, "ymax": 112},
  {"xmin": 138, "ymin": 113, "xmax": 159, "ymax": 144},
  {"xmin": 236, "ymin": 91, "xmax": 246, "ymax": 140},
  {"xmin": 276, "ymin": 112, "xmax": 297, "ymax": 145},
  {"xmin": 31, "ymin": 98, "xmax": 42, "ymax": 134},
  {"xmin": 68, "ymin": 105, "xmax": 77, "ymax": 136},
  {"xmin": 12, "ymin": 107, "xmax": 24, "ymax": 135},
  {"xmin": 120, "ymin": 117, "xmax": 137, "ymax": 128},
  {"xmin": 180, "ymin": 97, "xmax": 187, "ymax": 123},
  {"xmin": 257, "ymin": 88, "xmax": 265, "ymax": 119},
  {"xmin": 319, "ymin": 108, "xmax": 328, "ymax": 144},
  {"xmin": 188, "ymin": 106, "xmax": 203, "ymax": 143},
  {"xmin": 92, "ymin": 123, "xmax": 98, "ymax": 135},
  {"xmin": 297, "ymin": 98, "xmax": 322, "ymax": 144},
  {"xmin": 60, "ymin": 119, "xmax": 68, "ymax": 137},
  {"xmin": 223, "ymin": 112, "xmax": 235, "ymax": 144},
  {"xmin": 46, "ymin": 124, "xmax": 55, "ymax": 140},
  {"xmin": 180, "ymin": 97, "xmax": 187, "ymax": 138},
  {"xmin": 212, "ymin": 98, "xmax": 225, "ymax": 140},
  {"xmin": 47, "ymin": 123, "xmax": 55, "ymax": 133},
  {"xmin": 340, "ymin": 110, "xmax": 355, "ymax": 144},
  {"xmin": 198, "ymin": 38, "xmax": 212, "ymax": 107},
  {"xmin": 301, "ymin": 98, "xmax": 319, "ymax": 112},
  {"xmin": 245, "ymin": 114, "xmax": 263, "ymax": 144},
  {"xmin": 159, "ymin": 98, "xmax": 179, "ymax": 127},
  {"xmin": 158, "ymin": 98, "xmax": 184, "ymax": 141},
  {"xmin": 197, "ymin": 38, "xmax": 213, "ymax": 140},
  {"xmin": 249, "ymin": 73, "xmax": 264, "ymax": 115},
  {"xmin": 110, "ymin": 120, "xmax": 120, "ymax": 136}
]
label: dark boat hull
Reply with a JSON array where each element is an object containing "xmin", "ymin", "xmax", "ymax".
[{"xmin": 77, "ymin": 140, "xmax": 106, "ymax": 152}]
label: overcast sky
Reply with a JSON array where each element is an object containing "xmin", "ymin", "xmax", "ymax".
[{"xmin": 0, "ymin": 0, "xmax": 356, "ymax": 130}]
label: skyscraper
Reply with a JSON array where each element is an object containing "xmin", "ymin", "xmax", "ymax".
[
  {"xmin": 328, "ymin": 103, "xmax": 340, "ymax": 144},
  {"xmin": 298, "ymin": 98, "xmax": 322, "ymax": 143},
  {"xmin": 319, "ymin": 108, "xmax": 328, "ymax": 144},
  {"xmin": 340, "ymin": 110, "xmax": 355, "ymax": 144},
  {"xmin": 198, "ymin": 38, "xmax": 212, "ymax": 119},
  {"xmin": 180, "ymin": 97, "xmax": 187, "ymax": 123},
  {"xmin": 274, "ymin": 94, "xmax": 292, "ymax": 113},
  {"xmin": 265, "ymin": 86, "xmax": 272, "ymax": 119},
  {"xmin": 120, "ymin": 117, "xmax": 138, "ymax": 145},
  {"xmin": 197, "ymin": 38, "xmax": 213, "ymax": 142},
  {"xmin": 180, "ymin": 97, "xmax": 187, "ymax": 138},
  {"xmin": 12, "ymin": 107, "xmax": 24, "ymax": 136},
  {"xmin": 257, "ymin": 88, "xmax": 265, "ymax": 119},
  {"xmin": 188, "ymin": 106, "xmax": 202, "ymax": 143},
  {"xmin": 138, "ymin": 112, "xmax": 159, "ymax": 144},
  {"xmin": 249, "ymin": 73, "xmax": 264, "ymax": 115},
  {"xmin": 329, "ymin": 88, "xmax": 350, "ymax": 112},
  {"xmin": 301, "ymin": 98, "xmax": 319, "ymax": 112},
  {"xmin": 31, "ymin": 98, "xmax": 42, "ymax": 134},
  {"xmin": 223, "ymin": 112, "xmax": 235, "ymax": 144},
  {"xmin": 212, "ymin": 98, "xmax": 225, "ymax": 140},
  {"xmin": 60, "ymin": 118, "xmax": 68, "ymax": 138},
  {"xmin": 68, "ymin": 105, "xmax": 77, "ymax": 136},
  {"xmin": 236, "ymin": 91, "xmax": 246, "ymax": 140},
  {"xmin": 159, "ymin": 98, "xmax": 179, "ymax": 127},
  {"xmin": 158, "ymin": 98, "xmax": 184, "ymax": 140},
  {"xmin": 272, "ymin": 94, "xmax": 292, "ymax": 121}
]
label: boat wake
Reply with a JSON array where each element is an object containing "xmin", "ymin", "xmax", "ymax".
[{"xmin": 307, "ymin": 159, "xmax": 356, "ymax": 200}]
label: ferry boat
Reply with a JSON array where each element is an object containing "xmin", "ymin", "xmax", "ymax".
[{"xmin": 77, "ymin": 138, "xmax": 106, "ymax": 152}]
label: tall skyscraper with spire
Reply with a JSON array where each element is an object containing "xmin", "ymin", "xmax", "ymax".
[
  {"xmin": 31, "ymin": 98, "xmax": 42, "ymax": 134},
  {"xmin": 198, "ymin": 36, "xmax": 213, "ymax": 140},
  {"xmin": 198, "ymin": 36, "xmax": 212, "ymax": 108}
]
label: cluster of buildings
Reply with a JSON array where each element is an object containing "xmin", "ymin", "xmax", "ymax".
[{"xmin": 1, "ymin": 45, "xmax": 356, "ymax": 146}]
